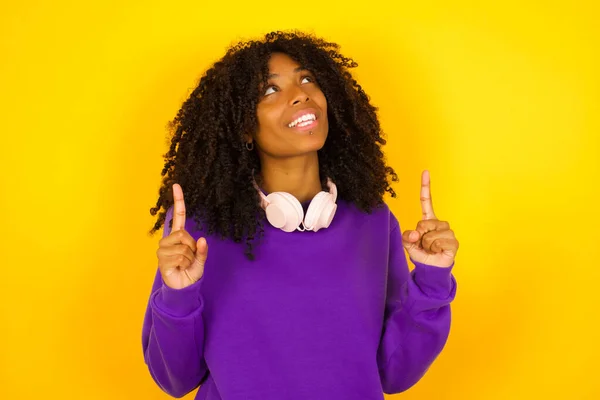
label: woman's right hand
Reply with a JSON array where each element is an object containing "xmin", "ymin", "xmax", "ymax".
[{"xmin": 156, "ymin": 183, "xmax": 208, "ymax": 290}]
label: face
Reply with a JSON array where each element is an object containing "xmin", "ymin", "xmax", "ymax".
[{"xmin": 252, "ymin": 52, "xmax": 328, "ymax": 159}]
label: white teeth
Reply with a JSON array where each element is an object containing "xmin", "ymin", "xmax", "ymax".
[{"xmin": 288, "ymin": 113, "xmax": 316, "ymax": 128}]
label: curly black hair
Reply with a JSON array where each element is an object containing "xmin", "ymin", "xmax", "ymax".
[{"xmin": 148, "ymin": 30, "xmax": 398, "ymax": 260}]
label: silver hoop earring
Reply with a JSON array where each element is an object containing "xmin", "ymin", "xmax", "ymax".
[{"xmin": 245, "ymin": 141, "xmax": 254, "ymax": 151}]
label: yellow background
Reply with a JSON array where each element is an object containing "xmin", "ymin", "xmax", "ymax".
[{"xmin": 1, "ymin": 1, "xmax": 598, "ymax": 399}]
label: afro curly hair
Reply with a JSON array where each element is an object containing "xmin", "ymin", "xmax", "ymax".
[{"xmin": 148, "ymin": 30, "xmax": 398, "ymax": 260}]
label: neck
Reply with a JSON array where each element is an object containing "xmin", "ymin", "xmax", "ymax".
[{"xmin": 258, "ymin": 152, "xmax": 322, "ymax": 203}]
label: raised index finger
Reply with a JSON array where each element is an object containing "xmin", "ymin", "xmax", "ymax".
[
  {"xmin": 420, "ymin": 170, "xmax": 436, "ymax": 220},
  {"xmin": 172, "ymin": 183, "xmax": 186, "ymax": 231}
]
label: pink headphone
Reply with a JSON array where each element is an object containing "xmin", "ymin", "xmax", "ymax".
[{"xmin": 252, "ymin": 176, "xmax": 338, "ymax": 233}]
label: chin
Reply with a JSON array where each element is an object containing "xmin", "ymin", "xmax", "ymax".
[
  {"xmin": 281, "ymin": 142, "xmax": 325, "ymax": 158},
  {"xmin": 303, "ymin": 135, "xmax": 327, "ymax": 152}
]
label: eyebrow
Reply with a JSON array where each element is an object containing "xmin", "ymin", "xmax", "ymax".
[{"xmin": 267, "ymin": 67, "xmax": 308, "ymax": 79}]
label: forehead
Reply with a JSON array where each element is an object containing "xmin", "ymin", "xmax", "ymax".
[{"xmin": 267, "ymin": 52, "xmax": 303, "ymax": 73}]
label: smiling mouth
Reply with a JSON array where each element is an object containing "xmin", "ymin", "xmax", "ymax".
[
  {"xmin": 288, "ymin": 118, "xmax": 318, "ymax": 132},
  {"xmin": 291, "ymin": 119, "xmax": 316, "ymax": 128},
  {"xmin": 287, "ymin": 113, "xmax": 317, "ymax": 128}
]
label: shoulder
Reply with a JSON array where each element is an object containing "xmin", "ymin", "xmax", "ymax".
[{"xmin": 340, "ymin": 199, "xmax": 399, "ymax": 234}]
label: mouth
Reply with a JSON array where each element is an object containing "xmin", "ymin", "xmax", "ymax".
[{"xmin": 286, "ymin": 111, "xmax": 319, "ymax": 133}]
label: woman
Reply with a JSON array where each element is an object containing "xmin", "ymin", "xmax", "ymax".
[{"xmin": 142, "ymin": 30, "xmax": 459, "ymax": 400}]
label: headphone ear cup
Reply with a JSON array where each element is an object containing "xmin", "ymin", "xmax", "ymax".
[
  {"xmin": 304, "ymin": 192, "xmax": 337, "ymax": 232},
  {"xmin": 265, "ymin": 192, "xmax": 304, "ymax": 232},
  {"xmin": 319, "ymin": 201, "xmax": 337, "ymax": 230}
]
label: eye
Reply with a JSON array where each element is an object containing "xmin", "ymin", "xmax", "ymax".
[
  {"xmin": 262, "ymin": 75, "xmax": 314, "ymax": 97},
  {"xmin": 263, "ymin": 85, "xmax": 277, "ymax": 96}
]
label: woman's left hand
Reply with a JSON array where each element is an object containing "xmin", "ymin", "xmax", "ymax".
[{"xmin": 402, "ymin": 170, "xmax": 459, "ymax": 268}]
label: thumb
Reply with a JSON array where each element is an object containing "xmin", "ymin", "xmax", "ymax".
[
  {"xmin": 402, "ymin": 230, "xmax": 420, "ymax": 250},
  {"xmin": 195, "ymin": 237, "xmax": 209, "ymax": 264}
]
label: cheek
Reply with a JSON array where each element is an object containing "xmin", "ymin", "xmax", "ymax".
[
  {"xmin": 255, "ymin": 106, "xmax": 286, "ymax": 151},
  {"xmin": 256, "ymin": 106, "xmax": 280, "ymax": 131},
  {"xmin": 314, "ymin": 89, "xmax": 328, "ymax": 112}
]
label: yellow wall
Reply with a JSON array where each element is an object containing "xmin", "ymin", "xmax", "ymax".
[{"xmin": 2, "ymin": 1, "xmax": 598, "ymax": 399}]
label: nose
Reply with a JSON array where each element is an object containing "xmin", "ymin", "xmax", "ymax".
[{"xmin": 289, "ymin": 85, "xmax": 310, "ymax": 105}]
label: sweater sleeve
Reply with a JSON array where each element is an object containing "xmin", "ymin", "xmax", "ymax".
[
  {"xmin": 377, "ymin": 214, "xmax": 457, "ymax": 394},
  {"xmin": 141, "ymin": 206, "xmax": 209, "ymax": 398}
]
